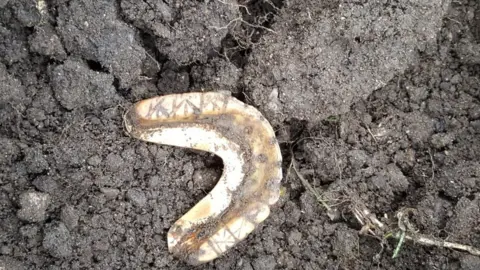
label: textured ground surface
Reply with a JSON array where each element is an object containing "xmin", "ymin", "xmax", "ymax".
[{"xmin": 1, "ymin": 0, "xmax": 480, "ymax": 269}]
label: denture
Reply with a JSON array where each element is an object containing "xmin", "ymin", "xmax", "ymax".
[{"xmin": 123, "ymin": 91, "xmax": 283, "ymax": 265}]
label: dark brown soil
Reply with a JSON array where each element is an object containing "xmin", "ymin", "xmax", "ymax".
[{"xmin": 1, "ymin": 0, "xmax": 480, "ymax": 269}]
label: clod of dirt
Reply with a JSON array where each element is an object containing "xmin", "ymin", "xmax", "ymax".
[
  {"xmin": 56, "ymin": 0, "xmax": 146, "ymax": 88},
  {"xmin": 191, "ymin": 168, "xmax": 220, "ymax": 195},
  {"xmin": 42, "ymin": 222, "xmax": 73, "ymax": 258},
  {"xmin": 243, "ymin": 0, "xmax": 450, "ymax": 124},
  {"xmin": 415, "ymin": 195, "xmax": 452, "ymax": 232},
  {"xmin": 346, "ymin": 150, "xmax": 369, "ymax": 169},
  {"xmin": 430, "ymin": 133, "xmax": 455, "ymax": 149},
  {"xmin": 0, "ymin": 0, "xmax": 10, "ymax": 8},
  {"xmin": 60, "ymin": 205, "xmax": 79, "ymax": 230},
  {"xmin": 26, "ymin": 107, "xmax": 46, "ymax": 124},
  {"xmin": 28, "ymin": 25, "xmax": 67, "ymax": 60},
  {"xmin": 129, "ymin": 81, "xmax": 159, "ymax": 101},
  {"xmin": 404, "ymin": 112, "xmax": 436, "ymax": 147},
  {"xmin": 471, "ymin": 120, "xmax": 480, "ymax": 133},
  {"xmin": 126, "ymin": 188, "xmax": 147, "ymax": 207},
  {"xmin": 24, "ymin": 148, "xmax": 49, "ymax": 174},
  {"xmin": 121, "ymin": 0, "xmax": 239, "ymax": 64},
  {"xmin": 332, "ymin": 224, "xmax": 359, "ymax": 259},
  {"xmin": 100, "ymin": 187, "xmax": 120, "ymax": 199},
  {"xmin": 439, "ymin": 161, "xmax": 480, "ymax": 199},
  {"xmin": 0, "ymin": 256, "xmax": 25, "ymax": 270},
  {"xmin": 157, "ymin": 68, "xmax": 190, "ymax": 93},
  {"xmin": 455, "ymin": 39, "xmax": 480, "ymax": 64},
  {"xmin": 32, "ymin": 176, "xmax": 58, "ymax": 194},
  {"xmin": 299, "ymin": 191, "xmax": 322, "ymax": 219},
  {"xmin": 86, "ymin": 155, "xmax": 102, "ymax": 166},
  {"xmin": 0, "ymin": 138, "xmax": 20, "ymax": 165},
  {"xmin": 287, "ymin": 229, "xmax": 302, "ymax": 246},
  {"xmin": 446, "ymin": 197, "xmax": 479, "ymax": 244},
  {"xmin": 369, "ymin": 163, "xmax": 409, "ymax": 198},
  {"xmin": 0, "ymin": 63, "xmax": 26, "ymax": 106},
  {"xmin": 10, "ymin": 0, "xmax": 41, "ymax": 27},
  {"xmin": 470, "ymin": 106, "xmax": 480, "ymax": 120},
  {"xmin": 51, "ymin": 59, "xmax": 120, "ymax": 110},
  {"xmin": 147, "ymin": 175, "xmax": 161, "ymax": 189},
  {"xmin": 0, "ymin": 25, "xmax": 29, "ymax": 64},
  {"xmin": 406, "ymin": 85, "xmax": 429, "ymax": 104},
  {"xmin": 304, "ymin": 138, "xmax": 348, "ymax": 183},
  {"xmin": 19, "ymin": 224, "xmax": 41, "ymax": 248},
  {"xmin": 252, "ymin": 255, "xmax": 276, "ymax": 270},
  {"xmin": 283, "ymin": 201, "xmax": 301, "ymax": 227},
  {"xmin": 190, "ymin": 59, "xmax": 241, "ymax": 94},
  {"xmin": 460, "ymin": 255, "xmax": 480, "ymax": 270},
  {"xmin": 94, "ymin": 148, "xmax": 135, "ymax": 187},
  {"xmin": 17, "ymin": 191, "xmax": 50, "ymax": 223}
]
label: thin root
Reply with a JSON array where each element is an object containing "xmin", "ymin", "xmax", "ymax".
[
  {"xmin": 353, "ymin": 203, "xmax": 480, "ymax": 258},
  {"xmin": 289, "ymin": 151, "xmax": 334, "ymax": 216},
  {"xmin": 402, "ymin": 233, "xmax": 480, "ymax": 256}
]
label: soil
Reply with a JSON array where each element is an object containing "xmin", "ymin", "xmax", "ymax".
[{"xmin": 1, "ymin": 0, "xmax": 480, "ymax": 269}]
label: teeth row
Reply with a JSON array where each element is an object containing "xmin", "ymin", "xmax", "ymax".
[
  {"xmin": 124, "ymin": 91, "xmax": 283, "ymax": 265},
  {"xmin": 198, "ymin": 203, "xmax": 271, "ymax": 262}
]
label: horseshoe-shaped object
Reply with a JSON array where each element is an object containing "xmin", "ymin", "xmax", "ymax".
[{"xmin": 124, "ymin": 92, "xmax": 283, "ymax": 265}]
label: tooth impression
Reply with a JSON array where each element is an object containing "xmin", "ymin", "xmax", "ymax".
[{"xmin": 124, "ymin": 92, "xmax": 283, "ymax": 265}]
